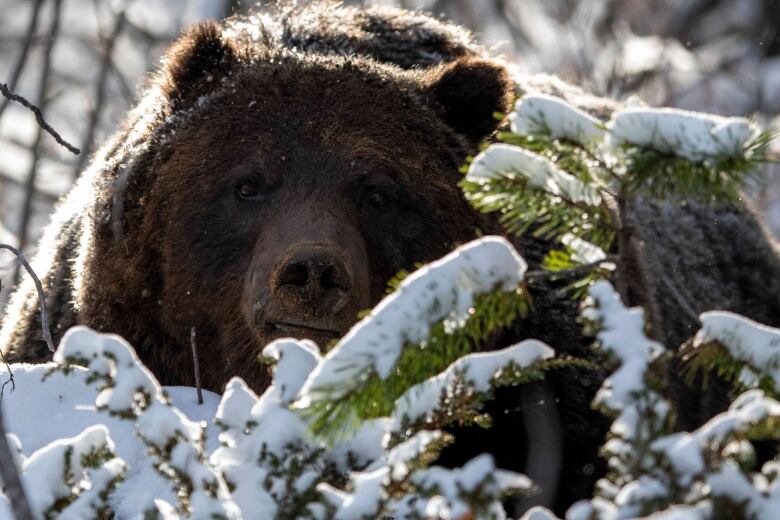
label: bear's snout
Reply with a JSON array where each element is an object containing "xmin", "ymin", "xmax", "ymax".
[
  {"xmin": 272, "ymin": 245, "xmax": 353, "ymax": 315},
  {"xmin": 246, "ymin": 213, "xmax": 372, "ymax": 348}
]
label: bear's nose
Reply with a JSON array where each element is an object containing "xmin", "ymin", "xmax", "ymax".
[{"xmin": 271, "ymin": 246, "xmax": 353, "ymax": 315}]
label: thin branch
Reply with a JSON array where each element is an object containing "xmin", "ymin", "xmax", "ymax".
[
  {"xmin": 190, "ymin": 327, "xmax": 203, "ymax": 405},
  {"xmin": 1, "ymin": 244, "xmax": 54, "ymax": 352},
  {"xmin": 0, "ymin": 0, "xmax": 46, "ymax": 122},
  {"xmin": 0, "ymin": 347, "xmax": 16, "ymax": 404},
  {"xmin": 0, "ymin": 409, "xmax": 34, "ymax": 520},
  {"xmin": 0, "ymin": 83, "xmax": 79, "ymax": 156},
  {"xmin": 74, "ymin": 3, "xmax": 127, "ymax": 177},
  {"xmin": 15, "ymin": 0, "xmax": 65, "ymax": 283}
]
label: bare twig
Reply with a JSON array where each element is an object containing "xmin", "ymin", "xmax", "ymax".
[
  {"xmin": 1, "ymin": 244, "xmax": 54, "ymax": 352},
  {"xmin": 0, "ymin": 83, "xmax": 79, "ymax": 156},
  {"xmin": 0, "ymin": 281, "xmax": 16, "ymax": 403},
  {"xmin": 74, "ymin": 3, "xmax": 127, "ymax": 177},
  {"xmin": 0, "ymin": 348, "xmax": 16, "ymax": 404},
  {"xmin": 0, "ymin": 409, "xmax": 34, "ymax": 520},
  {"xmin": 0, "ymin": 0, "xmax": 46, "ymax": 122},
  {"xmin": 190, "ymin": 327, "xmax": 203, "ymax": 405},
  {"xmin": 15, "ymin": 0, "xmax": 65, "ymax": 282}
]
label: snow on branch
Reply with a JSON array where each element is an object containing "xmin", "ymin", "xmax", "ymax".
[
  {"xmin": 391, "ymin": 339, "xmax": 554, "ymax": 429},
  {"xmin": 213, "ymin": 331, "xmax": 537, "ymax": 519},
  {"xmin": 211, "ymin": 339, "xmax": 327, "ymax": 519},
  {"xmin": 408, "ymin": 453, "xmax": 532, "ymax": 518},
  {"xmin": 582, "ymin": 281, "xmax": 665, "ymax": 410},
  {"xmin": 565, "ymin": 282, "xmax": 780, "ymax": 519},
  {"xmin": 0, "ymin": 426, "xmax": 125, "ymax": 519},
  {"xmin": 296, "ymin": 236, "xmax": 527, "ymax": 406},
  {"xmin": 466, "ymin": 144, "xmax": 603, "ymax": 206},
  {"xmin": 52, "ymin": 327, "xmax": 240, "ymax": 518},
  {"xmin": 608, "ymin": 108, "xmax": 760, "ymax": 162},
  {"xmin": 510, "ymin": 93, "xmax": 606, "ymax": 145},
  {"xmin": 691, "ymin": 311, "xmax": 780, "ymax": 390}
]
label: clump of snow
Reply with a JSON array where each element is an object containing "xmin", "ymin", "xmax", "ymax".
[
  {"xmin": 693, "ymin": 311, "xmax": 780, "ymax": 389},
  {"xmin": 658, "ymin": 389, "xmax": 780, "ymax": 484},
  {"xmin": 510, "ymin": 93, "xmax": 606, "ymax": 144},
  {"xmin": 466, "ymin": 144, "xmax": 603, "ymax": 206},
  {"xmin": 583, "ymin": 281, "xmax": 664, "ymax": 410},
  {"xmin": 608, "ymin": 107, "xmax": 760, "ymax": 161},
  {"xmin": 561, "ymin": 233, "xmax": 615, "ymax": 270},
  {"xmin": 411, "ymin": 454, "xmax": 532, "ymax": 520},
  {"xmin": 210, "ymin": 338, "xmax": 332, "ymax": 519},
  {"xmin": 296, "ymin": 236, "xmax": 528, "ymax": 405},
  {"xmin": 17, "ymin": 425, "xmax": 125, "ymax": 518}
]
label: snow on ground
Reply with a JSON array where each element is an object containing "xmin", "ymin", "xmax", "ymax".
[{"xmin": 1, "ymin": 362, "xmax": 221, "ymax": 517}]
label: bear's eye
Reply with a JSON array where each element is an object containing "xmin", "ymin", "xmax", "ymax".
[
  {"xmin": 364, "ymin": 187, "xmax": 390, "ymax": 207},
  {"xmin": 236, "ymin": 182, "xmax": 261, "ymax": 201}
]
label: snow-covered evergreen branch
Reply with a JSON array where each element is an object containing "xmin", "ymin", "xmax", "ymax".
[{"xmin": 52, "ymin": 327, "xmax": 240, "ymax": 518}]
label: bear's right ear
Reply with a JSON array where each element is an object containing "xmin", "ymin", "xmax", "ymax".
[
  {"xmin": 422, "ymin": 57, "xmax": 513, "ymax": 147},
  {"xmin": 159, "ymin": 21, "xmax": 237, "ymax": 108}
]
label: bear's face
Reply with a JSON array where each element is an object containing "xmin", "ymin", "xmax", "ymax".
[{"xmin": 132, "ymin": 23, "xmax": 511, "ymax": 391}]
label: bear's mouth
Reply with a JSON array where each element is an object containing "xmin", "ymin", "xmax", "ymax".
[{"xmin": 270, "ymin": 320, "xmax": 341, "ymax": 340}]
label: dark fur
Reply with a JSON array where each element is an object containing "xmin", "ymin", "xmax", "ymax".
[{"xmin": 3, "ymin": 1, "xmax": 780, "ymax": 515}]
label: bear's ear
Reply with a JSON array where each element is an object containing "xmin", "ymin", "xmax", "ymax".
[
  {"xmin": 423, "ymin": 57, "xmax": 513, "ymax": 146},
  {"xmin": 159, "ymin": 21, "xmax": 237, "ymax": 108}
]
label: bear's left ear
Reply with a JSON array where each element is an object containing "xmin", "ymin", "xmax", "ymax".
[{"xmin": 423, "ymin": 57, "xmax": 513, "ymax": 146}]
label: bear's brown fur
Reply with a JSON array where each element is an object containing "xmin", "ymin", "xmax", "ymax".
[{"xmin": 3, "ymin": 1, "xmax": 780, "ymax": 515}]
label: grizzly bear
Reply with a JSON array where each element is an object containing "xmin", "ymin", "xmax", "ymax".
[{"xmin": 2, "ymin": 1, "xmax": 780, "ymax": 516}]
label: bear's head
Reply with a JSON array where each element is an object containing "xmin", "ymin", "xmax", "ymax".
[{"xmin": 95, "ymin": 21, "xmax": 512, "ymax": 392}]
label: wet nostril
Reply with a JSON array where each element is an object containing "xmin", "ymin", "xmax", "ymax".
[
  {"xmin": 277, "ymin": 261, "xmax": 309, "ymax": 287},
  {"xmin": 320, "ymin": 264, "xmax": 350, "ymax": 291},
  {"xmin": 320, "ymin": 266, "xmax": 334, "ymax": 289}
]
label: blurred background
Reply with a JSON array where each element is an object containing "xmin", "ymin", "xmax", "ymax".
[{"xmin": 1, "ymin": 0, "xmax": 779, "ymax": 307}]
